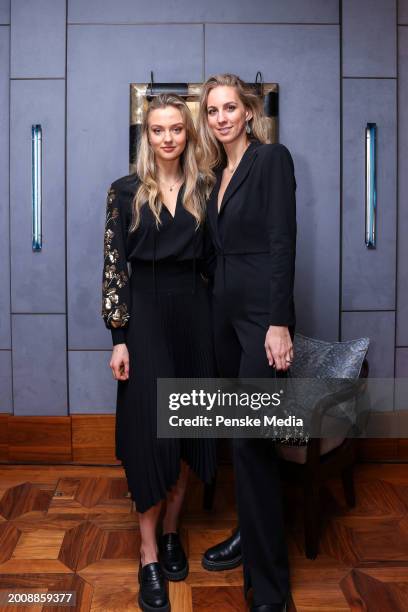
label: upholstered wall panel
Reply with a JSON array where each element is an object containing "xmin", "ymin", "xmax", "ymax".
[
  {"xmin": 68, "ymin": 0, "xmax": 339, "ymax": 24},
  {"xmin": 68, "ymin": 351, "xmax": 116, "ymax": 414},
  {"xmin": 0, "ymin": 26, "xmax": 10, "ymax": 348},
  {"xmin": 342, "ymin": 0, "xmax": 397, "ymax": 77},
  {"xmin": 11, "ymin": 0, "xmax": 66, "ymax": 78},
  {"xmin": 0, "ymin": 0, "xmax": 9, "ymax": 24},
  {"xmin": 399, "ymin": 0, "xmax": 408, "ymax": 24},
  {"xmin": 342, "ymin": 79, "xmax": 397, "ymax": 310},
  {"xmin": 396, "ymin": 27, "xmax": 408, "ymax": 344},
  {"xmin": 342, "ymin": 311, "xmax": 395, "ymax": 378},
  {"xmin": 0, "ymin": 351, "xmax": 12, "ymax": 413},
  {"xmin": 12, "ymin": 314, "xmax": 67, "ymax": 415},
  {"xmin": 10, "ymin": 80, "xmax": 66, "ymax": 313}
]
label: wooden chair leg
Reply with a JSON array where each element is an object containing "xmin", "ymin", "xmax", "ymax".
[
  {"xmin": 342, "ymin": 465, "xmax": 356, "ymax": 507},
  {"xmin": 203, "ymin": 474, "xmax": 217, "ymax": 510},
  {"xmin": 304, "ymin": 483, "xmax": 320, "ymax": 559}
]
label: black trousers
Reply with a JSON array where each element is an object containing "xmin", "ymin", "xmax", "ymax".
[{"xmin": 212, "ymin": 292, "xmax": 290, "ymax": 606}]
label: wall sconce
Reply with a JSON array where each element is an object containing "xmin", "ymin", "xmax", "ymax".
[
  {"xmin": 31, "ymin": 124, "xmax": 42, "ymax": 251},
  {"xmin": 365, "ymin": 122, "xmax": 377, "ymax": 249}
]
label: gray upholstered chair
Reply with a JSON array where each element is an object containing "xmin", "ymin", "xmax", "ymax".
[
  {"xmin": 202, "ymin": 333, "xmax": 370, "ymax": 560},
  {"xmin": 277, "ymin": 333, "xmax": 370, "ymax": 559}
]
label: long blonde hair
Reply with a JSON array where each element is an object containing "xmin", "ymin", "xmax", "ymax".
[
  {"xmin": 130, "ymin": 94, "xmax": 205, "ymax": 231},
  {"xmin": 197, "ymin": 74, "xmax": 269, "ymax": 191}
]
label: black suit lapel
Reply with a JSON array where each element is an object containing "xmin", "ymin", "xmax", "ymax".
[
  {"xmin": 218, "ymin": 141, "xmax": 260, "ymax": 216},
  {"xmin": 207, "ymin": 168, "xmax": 223, "ymax": 248}
]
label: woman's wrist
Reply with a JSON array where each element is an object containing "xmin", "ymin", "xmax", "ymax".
[
  {"xmin": 268, "ymin": 325, "xmax": 289, "ymax": 333},
  {"xmin": 111, "ymin": 327, "xmax": 126, "ymax": 345}
]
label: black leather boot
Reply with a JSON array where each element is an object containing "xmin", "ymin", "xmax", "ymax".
[
  {"xmin": 201, "ymin": 527, "xmax": 242, "ymax": 571},
  {"xmin": 159, "ymin": 532, "xmax": 189, "ymax": 581},
  {"xmin": 138, "ymin": 561, "xmax": 170, "ymax": 611}
]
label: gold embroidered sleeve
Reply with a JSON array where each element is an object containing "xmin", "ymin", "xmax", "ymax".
[{"xmin": 101, "ymin": 185, "xmax": 130, "ymax": 334}]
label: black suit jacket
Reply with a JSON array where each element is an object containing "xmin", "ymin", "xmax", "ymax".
[{"xmin": 207, "ymin": 140, "xmax": 297, "ymax": 331}]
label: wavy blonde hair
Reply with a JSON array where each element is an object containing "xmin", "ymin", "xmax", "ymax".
[
  {"xmin": 197, "ymin": 73, "xmax": 270, "ymax": 192},
  {"xmin": 130, "ymin": 94, "xmax": 205, "ymax": 231}
]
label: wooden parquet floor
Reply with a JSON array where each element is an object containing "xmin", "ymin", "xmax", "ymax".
[{"xmin": 0, "ymin": 463, "xmax": 407, "ymax": 611}]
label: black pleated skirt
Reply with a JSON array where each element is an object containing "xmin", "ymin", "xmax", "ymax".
[{"xmin": 115, "ymin": 259, "xmax": 217, "ymax": 513}]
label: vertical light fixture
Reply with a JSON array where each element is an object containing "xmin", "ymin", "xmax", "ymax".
[
  {"xmin": 365, "ymin": 122, "xmax": 377, "ymax": 249},
  {"xmin": 31, "ymin": 124, "xmax": 42, "ymax": 251}
]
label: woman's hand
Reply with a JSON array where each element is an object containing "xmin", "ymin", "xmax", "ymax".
[
  {"xmin": 264, "ymin": 326, "xmax": 293, "ymax": 371},
  {"xmin": 110, "ymin": 343, "xmax": 130, "ymax": 381}
]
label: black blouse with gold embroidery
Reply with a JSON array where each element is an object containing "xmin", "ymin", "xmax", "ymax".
[{"xmin": 101, "ymin": 173, "xmax": 214, "ymax": 345}]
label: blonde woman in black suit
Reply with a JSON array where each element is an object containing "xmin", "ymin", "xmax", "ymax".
[{"xmin": 198, "ymin": 74, "xmax": 297, "ymax": 612}]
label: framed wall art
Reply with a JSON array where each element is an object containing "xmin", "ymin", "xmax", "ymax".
[{"xmin": 129, "ymin": 75, "xmax": 279, "ymax": 173}]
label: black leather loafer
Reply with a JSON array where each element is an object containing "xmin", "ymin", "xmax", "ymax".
[
  {"xmin": 138, "ymin": 561, "xmax": 170, "ymax": 611},
  {"xmin": 159, "ymin": 532, "xmax": 189, "ymax": 581},
  {"xmin": 201, "ymin": 527, "xmax": 242, "ymax": 571}
]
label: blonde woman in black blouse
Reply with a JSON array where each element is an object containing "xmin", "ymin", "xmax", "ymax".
[{"xmin": 102, "ymin": 94, "xmax": 216, "ymax": 612}]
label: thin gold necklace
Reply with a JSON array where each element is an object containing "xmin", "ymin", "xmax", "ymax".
[
  {"xmin": 227, "ymin": 142, "xmax": 250, "ymax": 174},
  {"xmin": 159, "ymin": 175, "xmax": 183, "ymax": 192}
]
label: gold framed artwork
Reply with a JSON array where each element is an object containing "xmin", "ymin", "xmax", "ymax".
[{"xmin": 129, "ymin": 81, "xmax": 279, "ymax": 173}]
